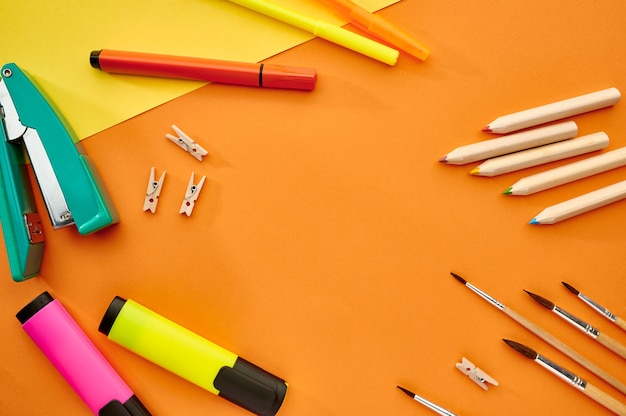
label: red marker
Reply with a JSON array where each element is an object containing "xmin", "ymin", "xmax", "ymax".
[{"xmin": 90, "ymin": 49, "xmax": 317, "ymax": 91}]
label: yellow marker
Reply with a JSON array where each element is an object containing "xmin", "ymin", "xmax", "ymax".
[
  {"xmin": 320, "ymin": 0, "xmax": 430, "ymax": 60},
  {"xmin": 223, "ymin": 0, "xmax": 399, "ymax": 65},
  {"xmin": 99, "ymin": 296, "xmax": 287, "ymax": 416}
]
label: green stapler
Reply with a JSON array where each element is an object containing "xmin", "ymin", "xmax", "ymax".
[{"xmin": 0, "ymin": 63, "xmax": 119, "ymax": 282}]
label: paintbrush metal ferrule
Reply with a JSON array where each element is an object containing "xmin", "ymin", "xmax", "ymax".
[
  {"xmin": 465, "ymin": 282, "xmax": 505, "ymax": 310},
  {"xmin": 451, "ymin": 273, "xmax": 504, "ymax": 310},
  {"xmin": 579, "ymin": 294, "xmax": 618, "ymax": 322},
  {"xmin": 563, "ymin": 282, "xmax": 618, "ymax": 322},
  {"xmin": 535, "ymin": 353, "xmax": 588, "ymax": 390},
  {"xmin": 503, "ymin": 340, "xmax": 587, "ymax": 390},
  {"xmin": 554, "ymin": 306, "xmax": 600, "ymax": 338},
  {"xmin": 525, "ymin": 290, "xmax": 599, "ymax": 338}
]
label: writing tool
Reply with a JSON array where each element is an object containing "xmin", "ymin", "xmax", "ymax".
[
  {"xmin": 222, "ymin": 0, "xmax": 399, "ymax": 65},
  {"xmin": 530, "ymin": 180, "xmax": 626, "ymax": 224},
  {"xmin": 99, "ymin": 296, "xmax": 287, "ymax": 416},
  {"xmin": 16, "ymin": 292, "xmax": 151, "ymax": 416},
  {"xmin": 319, "ymin": 0, "xmax": 429, "ymax": 60},
  {"xmin": 90, "ymin": 49, "xmax": 317, "ymax": 91},
  {"xmin": 504, "ymin": 146, "xmax": 626, "ymax": 195},
  {"xmin": 525, "ymin": 290, "xmax": 626, "ymax": 360},
  {"xmin": 471, "ymin": 132, "xmax": 609, "ymax": 177},
  {"xmin": 563, "ymin": 282, "xmax": 626, "ymax": 332},
  {"xmin": 439, "ymin": 121, "xmax": 578, "ymax": 165},
  {"xmin": 483, "ymin": 87, "xmax": 621, "ymax": 134},
  {"xmin": 450, "ymin": 272, "xmax": 626, "ymax": 395},
  {"xmin": 503, "ymin": 340, "xmax": 626, "ymax": 416},
  {"xmin": 397, "ymin": 386, "xmax": 458, "ymax": 416}
]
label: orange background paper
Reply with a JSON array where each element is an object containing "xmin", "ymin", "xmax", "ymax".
[{"xmin": 2, "ymin": 1, "xmax": 626, "ymax": 415}]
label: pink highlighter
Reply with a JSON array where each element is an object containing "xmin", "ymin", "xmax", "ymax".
[{"xmin": 16, "ymin": 292, "xmax": 151, "ymax": 416}]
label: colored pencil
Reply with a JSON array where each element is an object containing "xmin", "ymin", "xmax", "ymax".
[
  {"xmin": 525, "ymin": 290, "xmax": 626, "ymax": 360},
  {"xmin": 504, "ymin": 340, "xmax": 626, "ymax": 415},
  {"xmin": 471, "ymin": 132, "xmax": 609, "ymax": 177},
  {"xmin": 530, "ymin": 180, "xmax": 626, "ymax": 224},
  {"xmin": 483, "ymin": 87, "xmax": 621, "ymax": 134},
  {"xmin": 450, "ymin": 272, "xmax": 626, "ymax": 395},
  {"xmin": 504, "ymin": 146, "xmax": 626, "ymax": 195},
  {"xmin": 562, "ymin": 282, "xmax": 626, "ymax": 332},
  {"xmin": 439, "ymin": 121, "xmax": 578, "ymax": 165}
]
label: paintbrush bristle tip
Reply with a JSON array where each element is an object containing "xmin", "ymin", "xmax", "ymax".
[
  {"xmin": 450, "ymin": 272, "xmax": 467, "ymax": 284},
  {"xmin": 562, "ymin": 282, "xmax": 579, "ymax": 295},
  {"xmin": 524, "ymin": 290, "xmax": 555, "ymax": 309},
  {"xmin": 503, "ymin": 339, "xmax": 538, "ymax": 359},
  {"xmin": 397, "ymin": 386, "xmax": 414, "ymax": 398}
]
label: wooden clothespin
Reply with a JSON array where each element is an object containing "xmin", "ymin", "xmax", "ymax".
[
  {"xmin": 455, "ymin": 357, "xmax": 498, "ymax": 390},
  {"xmin": 165, "ymin": 125, "xmax": 208, "ymax": 161},
  {"xmin": 143, "ymin": 167, "xmax": 166, "ymax": 213},
  {"xmin": 180, "ymin": 172, "xmax": 206, "ymax": 216}
]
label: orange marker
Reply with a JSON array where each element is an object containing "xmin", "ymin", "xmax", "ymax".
[{"xmin": 321, "ymin": 0, "xmax": 430, "ymax": 60}]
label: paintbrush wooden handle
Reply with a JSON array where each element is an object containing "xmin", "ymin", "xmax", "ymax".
[
  {"xmin": 584, "ymin": 383, "xmax": 626, "ymax": 415},
  {"xmin": 615, "ymin": 317, "xmax": 626, "ymax": 332},
  {"xmin": 503, "ymin": 306, "xmax": 626, "ymax": 395},
  {"xmin": 597, "ymin": 332, "xmax": 626, "ymax": 359}
]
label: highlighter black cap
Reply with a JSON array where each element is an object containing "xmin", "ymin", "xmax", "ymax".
[
  {"xmin": 215, "ymin": 357, "xmax": 287, "ymax": 416},
  {"xmin": 98, "ymin": 295, "xmax": 126, "ymax": 335},
  {"xmin": 99, "ymin": 397, "xmax": 151, "ymax": 416},
  {"xmin": 16, "ymin": 291, "xmax": 54, "ymax": 324}
]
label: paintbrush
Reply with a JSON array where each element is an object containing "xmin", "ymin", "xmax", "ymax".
[
  {"xmin": 562, "ymin": 282, "xmax": 626, "ymax": 333},
  {"xmin": 450, "ymin": 272, "xmax": 626, "ymax": 395},
  {"xmin": 503, "ymin": 339, "xmax": 626, "ymax": 415},
  {"xmin": 525, "ymin": 290, "xmax": 626, "ymax": 360},
  {"xmin": 397, "ymin": 386, "xmax": 458, "ymax": 416}
]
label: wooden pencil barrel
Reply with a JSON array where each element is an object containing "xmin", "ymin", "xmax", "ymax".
[
  {"xmin": 615, "ymin": 317, "xmax": 626, "ymax": 332},
  {"xmin": 584, "ymin": 383, "xmax": 626, "ymax": 416},
  {"xmin": 597, "ymin": 332, "xmax": 626, "ymax": 360}
]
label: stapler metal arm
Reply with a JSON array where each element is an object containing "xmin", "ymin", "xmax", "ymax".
[
  {"xmin": 0, "ymin": 63, "xmax": 119, "ymax": 281},
  {"xmin": 0, "ymin": 88, "xmax": 44, "ymax": 280}
]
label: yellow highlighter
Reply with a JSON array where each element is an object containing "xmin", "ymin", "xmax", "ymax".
[
  {"xmin": 223, "ymin": 0, "xmax": 399, "ymax": 65},
  {"xmin": 98, "ymin": 296, "xmax": 287, "ymax": 416},
  {"xmin": 320, "ymin": 0, "xmax": 430, "ymax": 60}
]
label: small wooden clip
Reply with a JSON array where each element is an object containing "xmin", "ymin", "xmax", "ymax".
[
  {"xmin": 143, "ymin": 167, "xmax": 166, "ymax": 213},
  {"xmin": 180, "ymin": 172, "xmax": 206, "ymax": 216},
  {"xmin": 456, "ymin": 357, "xmax": 498, "ymax": 390},
  {"xmin": 166, "ymin": 125, "xmax": 208, "ymax": 161}
]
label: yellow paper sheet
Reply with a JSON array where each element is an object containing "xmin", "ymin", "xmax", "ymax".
[{"xmin": 1, "ymin": 0, "xmax": 397, "ymax": 140}]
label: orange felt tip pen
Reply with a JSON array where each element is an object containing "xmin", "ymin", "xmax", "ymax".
[
  {"xmin": 90, "ymin": 49, "xmax": 317, "ymax": 91},
  {"xmin": 320, "ymin": 0, "xmax": 429, "ymax": 61}
]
